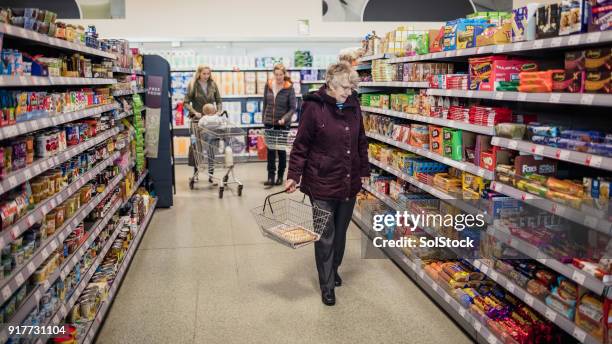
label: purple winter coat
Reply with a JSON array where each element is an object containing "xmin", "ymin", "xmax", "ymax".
[{"xmin": 288, "ymin": 86, "xmax": 370, "ymax": 201}]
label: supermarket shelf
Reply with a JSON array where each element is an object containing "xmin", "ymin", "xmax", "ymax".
[
  {"xmin": 367, "ymin": 159, "xmax": 487, "ymax": 218},
  {"xmin": 0, "ymin": 76, "xmax": 117, "ymax": 87},
  {"xmin": 468, "ymin": 259, "xmax": 598, "ymax": 344},
  {"xmin": 114, "ymin": 111, "xmax": 132, "ymax": 121},
  {"xmin": 0, "ymin": 127, "xmax": 121, "ymax": 197},
  {"xmin": 81, "ymin": 198, "xmax": 157, "ymax": 344},
  {"xmin": 426, "ymin": 89, "xmax": 612, "ymax": 107},
  {"xmin": 0, "ymin": 168, "xmax": 126, "ymax": 307},
  {"xmin": 490, "ymin": 181, "xmax": 612, "ymax": 235},
  {"xmin": 361, "ymin": 106, "xmax": 496, "ymax": 135},
  {"xmin": 300, "ymin": 80, "xmax": 325, "ymax": 84},
  {"xmin": 0, "ymin": 211, "xmax": 125, "ymax": 344},
  {"xmin": 387, "ymin": 31, "xmax": 612, "ymax": 64},
  {"xmin": 355, "ymin": 64, "xmax": 372, "ymax": 71},
  {"xmin": 0, "ymin": 23, "xmax": 117, "ymax": 59},
  {"xmin": 486, "ymin": 224, "xmax": 611, "ymax": 298},
  {"xmin": 492, "ymin": 137, "xmax": 612, "ymax": 172},
  {"xmin": 0, "ymin": 151, "xmax": 120, "ymax": 251},
  {"xmin": 352, "ymin": 213, "xmax": 501, "ymax": 344},
  {"xmin": 366, "ymin": 131, "xmax": 495, "ymax": 179},
  {"xmin": 112, "ymin": 88, "xmax": 146, "ymax": 97},
  {"xmin": 359, "ymin": 81, "xmax": 429, "ymax": 88},
  {"xmin": 39, "ymin": 170, "xmax": 150, "ymax": 337},
  {"xmin": 112, "ymin": 67, "xmax": 145, "ymax": 75},
  {"xmin": 0, "ymin": 103, "xmax": 119, "ymax": 141},
  {"xmin": 357, "ymin": 53, "xmax": 394, "ymax": 62}
]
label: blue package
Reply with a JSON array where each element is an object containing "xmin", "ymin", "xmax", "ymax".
[
  {"xmin": 443, "ymin": 20, "xmax": 459, "ymax": 51},
  {"xmin": 560, "ymin": 129, "xmax": 605, "ymax": 142}
]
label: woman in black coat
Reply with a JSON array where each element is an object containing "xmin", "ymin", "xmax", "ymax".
[
  {"xmin": 286, "ymin": 62, "xmax": 369, "ymax": 306},
  {"xmin": 262, "ymin": 64, "xmax": 297, "ymax": 187}
]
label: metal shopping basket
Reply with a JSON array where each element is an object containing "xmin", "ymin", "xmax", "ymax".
[
  {"xmin": 263, "ymin": 129, "xmax": 296, "ymax": 150},
  {"xmin": 189, "ymin": 111, "xmax": 246, "ymax": 198},
  {"xmin": 250, "ymin": 187, "xmax": 331, "ymax": 249}
]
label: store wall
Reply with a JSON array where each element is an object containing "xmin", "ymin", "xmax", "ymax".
[
  {"xmin": 63, "ymin": 0, "xmax": 443, "ymax": 41},
  {"xmin": 513, "ymin": 0, "xmax": 557, "ymax": 7}
]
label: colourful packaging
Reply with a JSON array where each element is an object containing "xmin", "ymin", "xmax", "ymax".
[
  {"xmin": 536, "ymin": 3, "xmax": 561, "ymax": 39},
  {"xmin": 589, "ymin": 0, "xmax": 612, "ymax": 32},
  {"xmin": 559, "ymin": 0, "xmax": 591, "ymax": 35},
  {"xmin": 512, "ymin": 4, "xmax": 539, "ymax": 42},
  {"xmin": 585, "ymin": 67, "xmax": 611, "ymax": 93},
  {"xmin": 429, "ymin": 125, "xmax": 443, "ymax": 155},
  {"xmin": 443, "ymin": 20, "xmax": 458, "ymax": 51}
]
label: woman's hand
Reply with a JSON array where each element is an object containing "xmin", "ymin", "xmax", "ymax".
[
  {"xmin": 278, "ymin": 119, "xmax": 285, "ymax": 125},
  {"xmin": 285, "ymin": 179, "xmax": 298, "ymax": 193},
  {"xmin": 361, "ymin": 177, "xmax": 369, "ymax": 185}
]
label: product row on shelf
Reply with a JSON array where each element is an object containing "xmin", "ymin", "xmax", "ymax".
[
  {"xmin": 359, "ymin": 2, "xmax": 610, "ymax": 60},
  {"xmin": 353, "ymin": 2, "xmax": 611, "ymax": 343}
]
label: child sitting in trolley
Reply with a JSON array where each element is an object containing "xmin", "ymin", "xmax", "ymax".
[{"xmin": 197, "ymin": 104, "xmax": 230, "ymax": 184}]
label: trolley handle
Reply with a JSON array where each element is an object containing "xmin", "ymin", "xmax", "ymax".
[
  {"xmin": 263, "ymin": 185, "xmax": 302, "ymax": 214},
  {"xmin": 218, "ymin": 110, "xmax": 229, "ymax": 118}
]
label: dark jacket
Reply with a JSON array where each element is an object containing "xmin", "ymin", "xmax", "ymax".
[
  {"xmin": 262, "ymin": 79, "xmax": 296, "ymax": 126},
  {"xmin": 184, "ymin": 79, "xmax": 222, "ymax": 117},
  {"xmin": 288, "ymin": 86, "xmax": 370, "ymax": 201}
]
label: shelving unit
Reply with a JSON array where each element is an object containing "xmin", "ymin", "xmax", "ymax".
[
  {"xmin": 112, "ymin": 88, "xmax": 146, "ymax": 97},
  {"xmin": 35, "ymin": 171, "xmax": 152, "ymax": 344},
  {"xmin": 355, "ymin": 20, "xmax": 612, "ymax": 344},
  {"xmin": 490, "ymin": 181, "xmax": 611, "ymax": 235},
  {"xmin": 0, "ymin": 103, "xmax": 119, "ymax": 141},
  {"xmin": 426, "ymin": 89, "xmax": 612, "ymax": 107},
  {"xmin": 112, "ymin": 67, "xmax": 146, "ymax": 75},
  {"xmin": 0, "ymin": 23, "xmax": 157, "ymax": 344},
  {"xmin": 492, "ymin": 137, "xmax": 612, "ymax": 171},
  {"xmin": 0, "ymin": 127, "xmax": 120, "ymax": 197},
  {"xmin": 385, "ymin": 31, "xmax": 612, "ymax": 64},
  {"xmin": 0, "ymin": 76, "xmax": 117, "ymax": 87},
  {"xmin": 361, "ymin": 106, "xmax": 497, "ymax": 135},
  {"xmin": 0, "ymin": 23, "xmax": 117, "ymax": 59},
  {"xmin": 352, "ymin": 211, "xmax": 502, "ymax": 344},
  {"xmin": 486, "ymin": 224, "xmax": 611, "ymax": 298},
  {"xmin": 359, "ymin": 81, "xmax": 429, "ymax": 88},
  {"xmin": 79, "ymin": 198, "xmax": 156, "ymax": 344},
  {"xmin": 357, "ymin": 53, "xmax": 394, "ymax": 62},
  {"xmin": 366, "ymin": 131, "xmax": 495, "ymax": 179}
]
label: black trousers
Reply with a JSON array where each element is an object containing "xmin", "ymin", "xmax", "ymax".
[
  {"xmin": 267, "ymin": 148, "xmax": 286, "ymax": 178},
  {"xmin": 311, "ymin": 197, "xmax": 356, "ymax": 290}
]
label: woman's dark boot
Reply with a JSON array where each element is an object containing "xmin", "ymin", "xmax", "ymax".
[
  {"xmin": 275, "ymin": 176, "xmax": 284, "ymax": 186},
  {"xmin": 264, "ymin": 175, "xmax": 275, "ymax": 187}
]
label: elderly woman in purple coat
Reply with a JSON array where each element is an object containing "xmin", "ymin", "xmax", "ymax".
[{"xmin": 286, "ymin": 62, "xmax": 369, "ymax": 306}]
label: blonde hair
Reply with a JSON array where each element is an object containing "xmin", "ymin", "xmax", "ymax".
[
  {"xmin": 189, "ymin": 64, "xmax": 213, "ymax": 91},
  {"xmin": 326, "ymin": 62, "xmax": 359, "ymax": 89},
  {"xmin": 273, "ymin": 63, "xmax": 291, "ymax": 82}
]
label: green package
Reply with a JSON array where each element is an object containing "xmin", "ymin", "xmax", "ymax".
[{"xmin": 451, "ymin": 130, "xmax": 463, "ymax": 161}]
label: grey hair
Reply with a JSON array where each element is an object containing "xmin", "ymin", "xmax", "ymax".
[{"xmin": 326, "ymin": 62, "xmax": 359, "ymax": 89}]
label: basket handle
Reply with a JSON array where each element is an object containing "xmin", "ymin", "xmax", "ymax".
[{"xmin": 262, "ymin": 185, "xmax": 301, "ymax": 214}]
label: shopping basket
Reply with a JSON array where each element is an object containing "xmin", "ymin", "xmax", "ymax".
[
  {"xmin": 250, "ymin": 187, "xmax": 331, "ymax": 249},
  {"xmin": 263, "ymin": 129, "xmax": 296, "ymax": 150}
]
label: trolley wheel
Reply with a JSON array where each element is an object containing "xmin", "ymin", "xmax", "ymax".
[
  {"xmin": 219, "ymin": 187, "xmax": 224, "ymax": 199},
  {"xmin": 189, "ymin": 179, "xmax": 195, "ymax": 190},
  {"xmin": 222, "ymin": 175, "xmax": 229, "ymax": 183},
  {"xmin": 238, "ymin": 185, "xmax": 243, "ymax": 196}
]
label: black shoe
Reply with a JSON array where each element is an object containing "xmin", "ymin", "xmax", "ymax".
[
  {"xmin": 275, "ymin": 176, "xmax": 284, "ymax": 186},
  {"xmin": 335, "ymin": 272, "xmax": 342, "ymax": 287},
  {"xmin": 264, "ymin": 177, "xmax": 275, "ymax": 186},
  {"xmin": 321, "ymin": 289, "xmax": 335, "ymax": 306}
]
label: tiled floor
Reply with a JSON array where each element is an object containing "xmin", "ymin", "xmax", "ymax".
[{"xmin": 96, "ymin": 163, "xmax": 474, "ymax": 344}]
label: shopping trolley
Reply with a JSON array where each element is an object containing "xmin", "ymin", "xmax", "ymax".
[
  {"xmin": 189, "ymin": 111, "xmax": 245, "ymax": 198},
  {"xmin": 263, "ymin": 128, "xmax": 297, "ymax": 151},
  {"xmin": 250, "ymin": 187, "xmax": 331, "ymax": 249}
]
